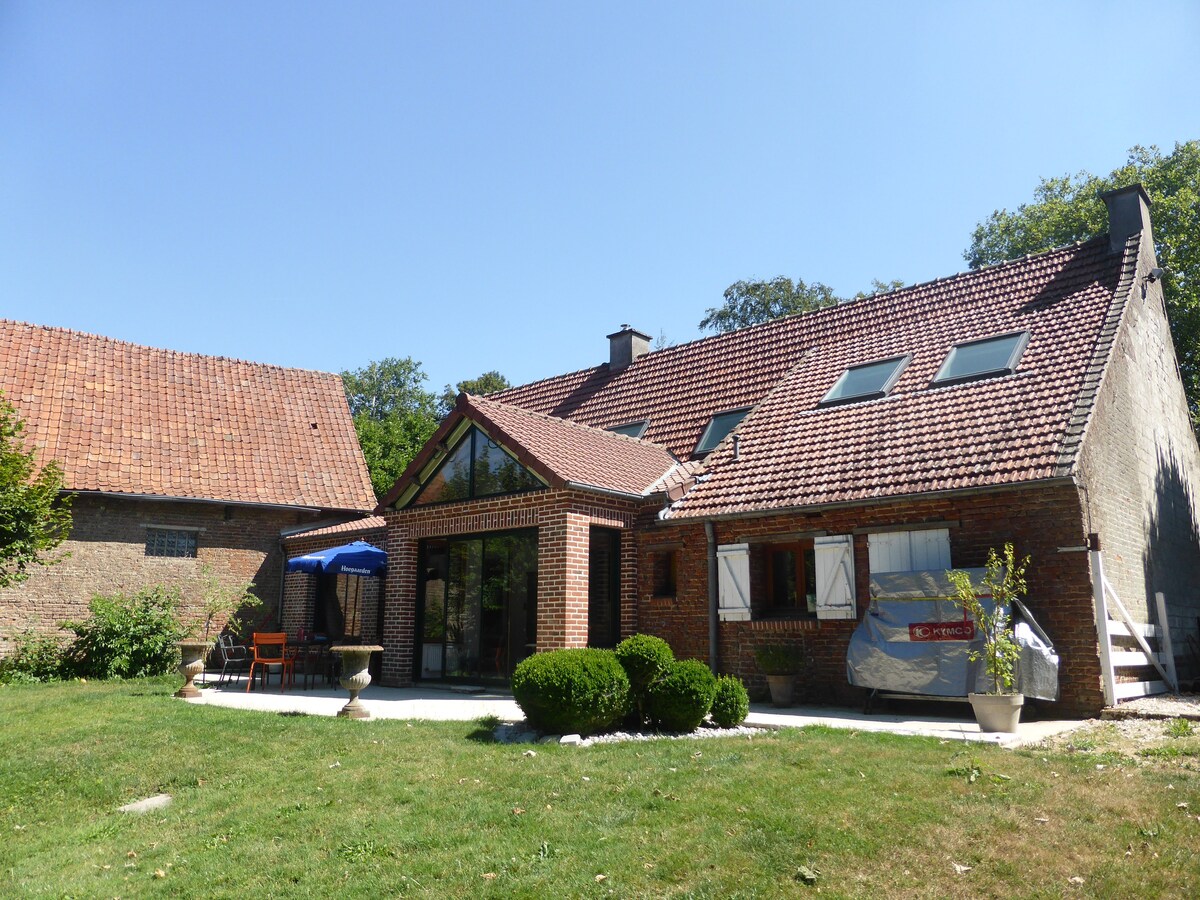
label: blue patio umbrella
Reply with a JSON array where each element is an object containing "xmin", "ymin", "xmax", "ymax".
[
  {"xmin": 286, "ymin": 540, "xmax": 387, "ymax": 578},
  {"xmin": 286, "ymin": 540, "xmax": 387, "ymax": 642}
]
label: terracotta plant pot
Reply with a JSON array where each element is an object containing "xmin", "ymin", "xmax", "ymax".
[
  {"xmin": 968, "ymin": 692, "xmax": 1024, "ymax": 733},
  {"xmin": 766, "ymin": 674, "xmax": 796, "ymax": 708},
  {"xmin": 174, "ymin": 639, "xmax": 211, "ymax": 699}
]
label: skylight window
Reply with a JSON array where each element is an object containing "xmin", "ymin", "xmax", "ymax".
[
  {"xmin": 820, "ymin": 354, "xmax": 910, "ymax": 406},
  {"xmin": 608, "ymin": 420, "xmax": 649, "ymax": 439},
  {"xmin": 933, "ymin": 332, "xmax": 1029, "ymax": 386},
  {"xmin": 695, "ymin": 407, "xmax": 751, "ymax": 455}
]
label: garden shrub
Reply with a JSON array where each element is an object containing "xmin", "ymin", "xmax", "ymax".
[
  {"xmin": 709, "ymin": 674, "xmax": 750, "ymax": 728},
  {"xmin": 645, "ymin": 658, "xmax": 717, "ymax": 732},
  {"xmin": 64, "ymin": 585, "xmax": 186, "ymax": 679},
  {"xmin": 511, "ymin": 648, "xmax": 630, "ymax": 736},
  {"xmin": 615, "ymin": 633, "xmax": 674, "ymax": 723},
  {"xmin": 0, "ymin": 628, "xmax": 70, "ymax": 683}
]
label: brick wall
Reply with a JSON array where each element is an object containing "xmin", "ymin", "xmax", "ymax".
[
  {"xmin": 1074, "ymin": 236, "xmax": 1200, "ymax": 673},
  {"xmin": 379, "ymin": 489, "xmax": 639, "ymax": 687},
  {"xmin": 636, "ymin": 482, "xmax": 1106, "ymax": 716},
  {"xmin": 0, "ymin": 495, "xmax": 323, "ymax": 653}
]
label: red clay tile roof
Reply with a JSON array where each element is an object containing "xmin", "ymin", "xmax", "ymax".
[
  {"xmin": 283, "ymin": 515, "xmax": 387, "ymax": 543},
  {"xmin": 495, "ymin": 235, "xmax": 1134, "ymax": 518},
  {"xmin": 1, "ymin": 320, "xmax": 376, "ymax": 511},
  {"xmin": 462, "ymin": 394, "xmax": 679, "ymax": 496}
]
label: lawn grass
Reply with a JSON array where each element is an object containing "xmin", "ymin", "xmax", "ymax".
[{"xmin": 0, "ymin": 680, "xmax": 1197, "ymax": 898}]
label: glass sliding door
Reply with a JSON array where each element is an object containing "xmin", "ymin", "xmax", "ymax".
[{"xmin": 417, "ymin": 529, "xmax": 537, "ymax": 683}]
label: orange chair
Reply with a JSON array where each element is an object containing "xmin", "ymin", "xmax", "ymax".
[{"xmin": 246, "ymin": 632, "xmax": 295, "ymax": 692}]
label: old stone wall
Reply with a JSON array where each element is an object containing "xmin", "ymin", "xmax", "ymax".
[
  {"xmin": 1074, "ymin": 239, "xmax": 1200, "ymax": 672},
  {"xmin": 0, "ymin": 495, "xmax": 320, "ymax": 653}
]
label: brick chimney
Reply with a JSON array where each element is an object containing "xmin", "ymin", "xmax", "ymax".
[
  {"xmin": 1100, "ymin": 183, "xmax": 1153, "ymax": 255},
  {"xmin": 607, "ymin": 325, "xmax": 651, "ymax": 370}
]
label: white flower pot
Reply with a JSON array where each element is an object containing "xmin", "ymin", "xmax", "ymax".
[{"xmin": 968, "ymin": 692, "xmax": 1024, "ymax": 733}]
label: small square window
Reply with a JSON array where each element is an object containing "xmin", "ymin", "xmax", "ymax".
[
  {"xmin": 652, "ymin": 550, "xmax": 678, "ymax": 597},
  {"xmin": 608, "ymin": 420, "xmax": 649, "ymax": 439},
  {"xmin": 820, "ymin": 354, "xmax": 910, "ymax": 406},
  {"xmin": 145, "ymin": 528, "xmax": 197, "ymax": 558},
  {"xmin": 695, "ymin": 407, "xmax": 751, "ymax": 455},
  {"xmin": 933, "ymin": 332, "xmax": 1029, "ymax": 386}
]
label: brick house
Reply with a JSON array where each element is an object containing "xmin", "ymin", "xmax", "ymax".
[
  {"xmin": 0, "ymin": 321, "xmax": 377, "ymax": 651},
  {"xmin": 286, "ymin": 185, "xmax": 1196, "ymax": 717}
]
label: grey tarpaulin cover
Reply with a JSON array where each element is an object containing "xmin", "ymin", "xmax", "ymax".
[{"xmin": 845, "ymin": 570, "xmax": 1059, "ymax": 701}]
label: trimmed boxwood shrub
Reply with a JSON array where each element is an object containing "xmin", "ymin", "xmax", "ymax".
[
  {"xmin": 645, "ymin": 658, "xmax": 717, "ymax": 732},
  {"xmin": 709, "ymin": 675, "xmax": 750, "ymax": 728},
  {"xmin": 511, "ymin": 648, "xmax": 630, "ymax": 736},
  {"xmin": 615, "ymin": 633, "xmax": 674, "ymax": 723}
]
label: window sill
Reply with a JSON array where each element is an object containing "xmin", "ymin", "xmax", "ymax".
[{"xmin": 748, "ymin": 618, "xmax": 820, "ymax": 632}]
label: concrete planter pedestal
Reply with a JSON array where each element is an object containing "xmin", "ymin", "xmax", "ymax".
[
  {"xmin": 174, "ymin": 640, "xmax": 211, "ymax": 699},
  {"xmin": 332, "ymin": 645, "xmax": 383, "ymax": 720}
]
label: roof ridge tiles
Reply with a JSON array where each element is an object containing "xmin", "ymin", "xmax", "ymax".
[
  {"xmin": 467, "ymin": 392, "xmax": 675, "ymax": 451},
  {"xmin": 0, "ymin": 318, "xmax": 344, "ymax": 380}
]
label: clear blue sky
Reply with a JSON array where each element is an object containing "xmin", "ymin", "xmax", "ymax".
[{"xmin": 4, "ymin": 2, "xmax": 1199, "ymax": 395}]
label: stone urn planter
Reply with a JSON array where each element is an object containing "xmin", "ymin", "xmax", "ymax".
[
  {"xmin": 331, "ymin": 645, "xmax": 383, "ymax": 720},
  {"xmin": 174, "ymin": 639, "xmax": 212, "ymax": 699},
  {"xmin": 968, "ymin": 692, "xmax": 1024, "ymax": 733}
]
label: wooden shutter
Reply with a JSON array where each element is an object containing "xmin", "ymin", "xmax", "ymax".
[
  {"xmin": 717, "ymin": 543, "xmax": 751, "ymax": 621},
  {"xmin": 867, "ymin": 528, "xmax": 950, "ymax": 574},
  {"xmin": 814, "ymin": 535, "xmax": 856, "ymax": 620}
]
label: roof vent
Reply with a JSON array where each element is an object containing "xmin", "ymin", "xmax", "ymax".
[
  {"xmin": 607, "ymin": 325, "xmax": 651, "ymax": 370},
  {"xmin": 1100, "ymin": 183, "xmax": 1153, "ymax": 255}
]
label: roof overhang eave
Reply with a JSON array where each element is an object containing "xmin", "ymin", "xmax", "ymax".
[
  {"xmin": 661, "ymin": 475, "xmax": 1080, "ymax": 524},
  {"xmin": 563, "ymin": 480, "xmax": 658, "ymax": 501},
  {"xmin": 64, "ymin": 489, "xmax": 372, "ymax": 516}
]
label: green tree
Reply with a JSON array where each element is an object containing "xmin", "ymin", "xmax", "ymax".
[
  {"xmin": 341, "ymin": 358, "xmax": 440, "ymax": 500},
  {"xmin": 438, "ymin": 370, "xmax": 511, "ymax": 417},
  {"xmin": 966, "ymin": 141, "xmax": 1200, "ymax": 418},
  {"xmin": 0, "ymin": 392, "xmax": 72, "ymax": 588},
  {"xmin": 699, "ymin": 277, "xmax": 840, "ymax": 333}
]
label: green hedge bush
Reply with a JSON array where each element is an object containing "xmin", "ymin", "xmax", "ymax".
[
  {"xmin": 511, "ymin": 648, "xmax": 630, "ymax": 736},
  {"xmin": 645, "ymin": 658, "xmax": 717, "ymax": 732},
  {"xmin": 709, "ymin": 674, "xmax": 750, "ymax": 728},
  {"xmin": 64, "ymin": 585, "xmax": 186, "ymax": 679},
  {"xmin": 615, "ymin": 634, "xmax": 674, "ymax": 723},
  {"xmin": 0, "ymin": 628, "xmax": 70, "ymax": 684}
]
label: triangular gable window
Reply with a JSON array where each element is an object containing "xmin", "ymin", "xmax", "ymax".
[{"xmin": 411, "ymin": 426, "xmax": 543, "ymax": 507}]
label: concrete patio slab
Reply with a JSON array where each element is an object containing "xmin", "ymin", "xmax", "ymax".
[{"xmin": 192, "ymin": 674, "xmax": 1084, "ymax": 748}]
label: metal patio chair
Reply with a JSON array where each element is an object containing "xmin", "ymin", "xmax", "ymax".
[{"xmin": 214, "ymin": 634, "xmax": 251, "ymax": 686}]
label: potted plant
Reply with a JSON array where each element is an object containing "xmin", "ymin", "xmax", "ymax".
[
  {"xmin": 174, "ymin": 568, "xmax": 261, "ymax": 697},
  {"xmin": 947, "ymin": 543, "xmax": 1029, "ymax": 733},
  {"xmin": 754, "ymin": 643, "xmax": 807, "ymax": 708}
]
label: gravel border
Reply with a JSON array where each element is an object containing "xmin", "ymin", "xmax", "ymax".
[{"xmin": 1103, "ymin": 693, "xmax": 1200, "ymax": 721}]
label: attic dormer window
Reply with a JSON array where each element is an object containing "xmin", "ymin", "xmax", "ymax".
[
  {"xmin": 608, "ymin": 420, "xmax": 649, "ymax": 439},
  {"xmin": 933, "ymin": 332, "xmax": 1029, "ymax": 386},
  {"xmin": 695, "ymin": 406, "xmax": 751, "ymax": 455},
  {"xmin": 820, "ymin": 354, "xmax": 910, "ymax": 407}
]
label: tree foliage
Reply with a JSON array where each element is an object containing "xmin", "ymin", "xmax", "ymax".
[
  {"xmin": 341, "ymin": 358, "xmax": 440, "ymax": 500},
  {"xmin": 0, "ymin": 392, "xmax": 72, "ymax": 588},
  {"xmin": 966, "ymin": 141, "xmax": 1200, "ymax": 417},
  {"xmin": 699, "ymin": 277, "xmax": 840, "ymax": 333},
  {"xmin": 438, "ymin": 370, "xmax": 511, "ymax": 417}
]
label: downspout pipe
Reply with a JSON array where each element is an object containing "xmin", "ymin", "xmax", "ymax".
[{"xmin": 705, "ymin": 521, "xmax": 718, "ymax": 674}]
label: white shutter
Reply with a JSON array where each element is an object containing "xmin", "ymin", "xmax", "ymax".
[
  {"xmin": 868, "ymin": 529, "xmax": 950, "ymax": 573},
  {"xmin": 814, "ymin": 535, "xmax": 856, "ymax": 620},
  {"xmin": 717, "ymin": 543, "xmax": 751, "ymax": 621},
  {"xmin": 910, "ymin": 528, "xmax": 951, "ymax": 570}
]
